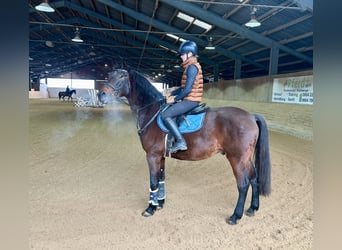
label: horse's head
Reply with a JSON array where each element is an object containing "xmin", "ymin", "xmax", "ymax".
[{"xmin": 98, "ymin": 69, "xmax": 130, "ymax": 104}]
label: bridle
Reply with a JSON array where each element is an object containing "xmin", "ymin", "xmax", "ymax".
[{"xmin": 104, "ymin": 74, "xmax": 166, "ymax": 136}]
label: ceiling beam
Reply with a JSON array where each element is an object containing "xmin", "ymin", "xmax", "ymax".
[
  {"xmin": 160, "ymin": 0, "xmax": 312, "ymax": 65},
  {"xmin": 292, "ymin": 0, "xmax": 313, "ymax": 11},
  {"xmin": 30, "ymin": 15, "xmax": 185, "ymax": 81},
  {"xmin": 96, "ymin": 0, "xmax": 267, "ymax": 70}
]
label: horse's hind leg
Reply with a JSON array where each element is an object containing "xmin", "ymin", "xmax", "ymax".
[
  {"xmin": 227, "ymin": 172, "xmax": 250, "ymax": 225},
  {"xmin": 227, "ymin": 157, "xmax": 257, "ymax": 225},
  {"xmin": 246, "ymin": 161, "xmax": 259, "ymax": 217}
]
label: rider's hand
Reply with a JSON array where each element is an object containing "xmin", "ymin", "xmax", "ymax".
[{"xmin": 166, "ymin": 95, "xmax": 175, "ymax": 104}]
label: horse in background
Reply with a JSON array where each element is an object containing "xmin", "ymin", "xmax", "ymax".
[{"xmin": 58, "ymin": 89, "xmax": 76, "ymax": 101}]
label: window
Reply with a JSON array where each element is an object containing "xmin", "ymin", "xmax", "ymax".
[
  {"xmin": 177, "ymin": 12, "xmax": 213, "ymax": 32},
  {"xmin": 40, "ymin": 78, "xmax": 95, "ymax": 89},
  {"xmin": 166, "ymin": 33, "xmax": 186, "ymax": 43}
]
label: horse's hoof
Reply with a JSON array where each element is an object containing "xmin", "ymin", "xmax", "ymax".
[
  {"xmin": 226, "ymin": 218, "xmax": 237, "ymax": 225},
  {"xmin": 245, "ymin": 208, "xmax": 255, "ymax": 217},
  {"xmin": 142, "ymin": 210, "xmax": 153, "ymax": 217},
  {"xmin": 226, "ymin": 215, "xmax": 239, "ymax": 225},
  {"xmin": 142, "ymin": 204, "xmax": 156, "ymax": 217}
]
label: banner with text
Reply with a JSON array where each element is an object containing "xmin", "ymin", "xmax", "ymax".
[{"xmin": 272, "ymin": 75, "xmax": 313, "ymax": 105}]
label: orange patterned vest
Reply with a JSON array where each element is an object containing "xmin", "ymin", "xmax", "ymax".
[{"xmin": 180, "ymin": 56, "xmax": 203, "ymax": 102}]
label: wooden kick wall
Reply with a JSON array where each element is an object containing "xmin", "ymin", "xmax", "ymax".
[{"xmin": 203, "ymin": 70, "xmax": 313, "ymax": 140}]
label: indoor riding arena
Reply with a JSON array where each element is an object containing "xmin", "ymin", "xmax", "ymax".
[
  {"xmin": 29, "ymin": 72, "xmax": 313, "ymax": 249},
  {"xmin": 29, "ymin": 1, "xmax": 313, "ymax": 249}
]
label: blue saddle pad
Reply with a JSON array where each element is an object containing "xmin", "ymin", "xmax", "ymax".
[{"xmin": 157, "ymin": 112, "xmax": 206, "ymax": 134}]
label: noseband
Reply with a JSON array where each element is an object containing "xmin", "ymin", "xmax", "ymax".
[{"xmin": 105, "ymin": 77, "xmax": 130, "ymax": 97}]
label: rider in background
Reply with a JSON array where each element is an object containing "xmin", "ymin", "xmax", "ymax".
[
  {"xmin": 65, "ymin": 85, "xmax": 70, "ymax": 94},
  {"xmin": 161, "ymin": 40, "xmax": 204, "ymax": 153}
]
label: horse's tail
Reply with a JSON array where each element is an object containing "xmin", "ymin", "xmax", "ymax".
[{"xmin": 254, "ymin": 114, "xmax": 271, "ymax": 196}]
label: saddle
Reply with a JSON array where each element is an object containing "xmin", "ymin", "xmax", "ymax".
[
  {"xmin": 157, "ymin": 103, "xmax": 207, "ymax": 134},
  {"xmin": 157, "ymin": 103, "xmax": 207, "ymax": 157},
  {"xmin": 183, "ymin": 102, "xmax": 207, "ymax": 115}
]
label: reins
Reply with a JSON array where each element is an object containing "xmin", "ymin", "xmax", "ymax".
[{"xmin": 136, "ymin": 99, "xmax": 165, "ymax": 135}]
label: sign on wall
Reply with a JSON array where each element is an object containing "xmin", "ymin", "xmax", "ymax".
[{"xmin": 272, "ymin": 75, "xmax": 313, "ymax": 105}]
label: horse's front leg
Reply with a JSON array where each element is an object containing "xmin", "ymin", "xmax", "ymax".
[
  {"xmin": 142, "ymin": 154, "xmax": 165, "ymax": 217},
  {"xmin": 156, "ymin": 157, "xmax": 166, "ymax": 210}
]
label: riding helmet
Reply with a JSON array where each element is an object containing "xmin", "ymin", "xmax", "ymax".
[{"xmin": 178, "ymin": 40, "xmax": 198, "ymax": 56}]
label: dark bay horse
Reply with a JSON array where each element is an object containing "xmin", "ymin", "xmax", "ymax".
[
  {"xmin": 98, "ymin": 69, "xmax": 271, "ymax": 225},
  {"xmin": 58, "ymin": 89, "xmax": 76, "ymax": 101}
]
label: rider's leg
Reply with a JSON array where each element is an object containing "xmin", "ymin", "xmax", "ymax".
[
  {"xmin": 163, "ymin": 117, "xmax": 187, "ymax": 152},
  {"xmin": 161, "ymin": 101, "xmax": 198, "ymax": 153}
]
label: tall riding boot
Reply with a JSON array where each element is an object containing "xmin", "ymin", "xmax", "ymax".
[{"xmin": 163, "ymin": 117, "xmax": 187, "ymax": 153}]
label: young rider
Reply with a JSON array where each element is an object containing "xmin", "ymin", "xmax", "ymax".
[{"xmin": 161, "ymin": 40, "xmax": 204, "ymax": 153}]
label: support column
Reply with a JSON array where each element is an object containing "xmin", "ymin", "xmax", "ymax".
[
  {"xmin": 269, "ymin": 45, "xmax": 279, "ymax": 76},
  {"xmin": 234, "ymin": 59, "xmax": 241, "ymax": 79},
  {"xmin": 213, "ymin": 65, "xmax": 219, "ymax": 82}
]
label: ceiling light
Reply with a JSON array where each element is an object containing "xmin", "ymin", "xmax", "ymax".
[
  {"xmin": 35, "ymin": 0, "xmax": 55, "ymax": 12},
  {"xmin": 245, "ymin": 16, "xmax": 261, "ymax": 28},
  {"xmin": 205, "ymin": 44, "xmax": 215, "ymax": 50},
  {"xmin": 72, "ymin": 28, "xmax": 83, "ymax": 43},
  {"xmin": 88, "ymin": 46, "xmax": 96, "ymax": 56},
  {"xmin": 45, "ymin": 40, "xmax": 54, "ymax": 47},
  {"xmin": 205, "ymin": 37, "xmax": 216, "ymax": 50},
  {"xmin": 245, "ymin": 6, "xmax": 261, "ymax": 28}
]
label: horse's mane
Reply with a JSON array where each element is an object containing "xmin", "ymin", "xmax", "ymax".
[{"xmin": 129, "ymin": 70, "xmax": 164, "ymax": 105}]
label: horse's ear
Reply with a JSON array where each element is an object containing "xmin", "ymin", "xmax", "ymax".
[
  {"xmin": 123, "ymin": 61, "xmax": 129, "ymax": 70},
  {"xmin": 128, "ymin": 69, "xmax": 135, "ymax": 82}
]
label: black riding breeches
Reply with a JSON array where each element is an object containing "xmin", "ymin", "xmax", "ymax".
[{"xmin": 160, "ymin": 100, "xmax": 198, "ymax": 120}]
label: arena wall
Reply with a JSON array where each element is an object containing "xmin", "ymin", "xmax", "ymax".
[
  {"xmin": 203, "ymin": 70, "xmax": 313, "ymax": 140},
  {"xmin": 28, "ymin": 71, "xmax": 313, "ymax": 140}
]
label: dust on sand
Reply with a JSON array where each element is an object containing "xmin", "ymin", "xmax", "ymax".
[{"xmin": 29, "ymin": 99, "xmax": 313, "ymax": 249}]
